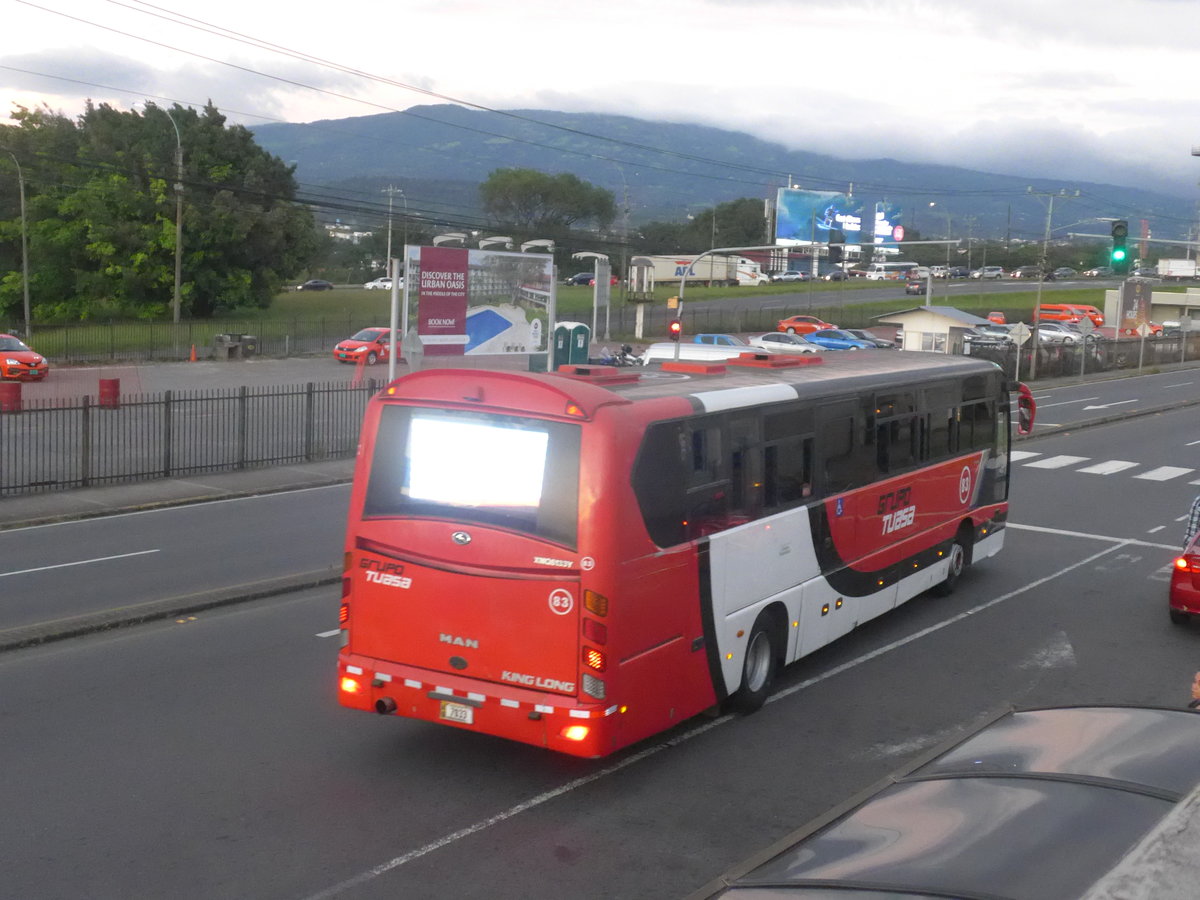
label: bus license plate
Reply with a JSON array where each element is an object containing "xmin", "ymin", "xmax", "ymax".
[{"xmin": 439, "ymin": 700, "xmax": 474, "ymax": 725}]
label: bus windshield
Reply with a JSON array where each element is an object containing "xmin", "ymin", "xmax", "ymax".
[{"xmin": 362, "ymin": 405, "xmax": 581, "ymax": 547}]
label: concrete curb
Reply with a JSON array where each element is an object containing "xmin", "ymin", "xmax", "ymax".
[{"xmin": 0, "ymin": 568, "xmax": 341, "ymax": 652}]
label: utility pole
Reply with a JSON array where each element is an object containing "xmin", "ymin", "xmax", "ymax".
[
  {"xmin": 382, "ymin": 185, "xmax": 402, "ymax": 277},
  {"xmin": 1027, "ymin": 187, "xmax": 1079, "ymax": 379},
  {"xmin": 3, "ymin": 150, "xmax": 31, "ymax": 338}
]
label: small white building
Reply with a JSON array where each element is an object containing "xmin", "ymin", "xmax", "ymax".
[{"xmin": 875, "ymin": 306, "xmax": 992, "ymax": 354}]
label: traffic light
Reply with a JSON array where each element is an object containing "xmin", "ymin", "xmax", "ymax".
[
  {"xmin": 668, "ymin": 319, "xmax": 682, "ymax": 342},
  {"xmin": 1110, "ymin": 220, "xmax": 1129, "ymax": 273}
]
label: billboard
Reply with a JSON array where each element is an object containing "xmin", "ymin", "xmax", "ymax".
[
  {"xmin": 874, "ymin": 201, "xmax": 905, "ymax": 245},
  {"xmin": 404, "ymin": 245, "xmax": 554, "ymax": 356},
  {"xmin": 774, "ymin": 188, "xmax": 863, "ymax": 247}
]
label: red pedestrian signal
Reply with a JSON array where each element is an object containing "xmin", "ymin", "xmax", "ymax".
[{"xmin": 668, "ymin": 319, "xmax": 682, "ymax": 342}]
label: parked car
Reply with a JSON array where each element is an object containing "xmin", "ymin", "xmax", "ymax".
[
  {"xmin": 0, "ymin": 333, "xmax": 49, "ymax": 381},
  {"xmin": 948, "ymin": 266, "xmax": 970, "ymax": 278},
  {"xmin": 1009, "ymin": 265, "xmax": 1042, "ymax": 279},
  {"xmin": 969, "ymin": 266, "xmax": 1005, "ymax": 279},
  {"xmin": 771, "ymin": 270, "xmax": 810, "ymax": 282},
  {"xmin": 692, "ymin": 333, "xmax": 750, "ymax": 347},
  {"xmin": 298, "ymin": 279, "xmax": 335, "ymax": 291},
  {"xmin": 1037, "ymin": 322, "xmax": 1093, "ymax": 343},
  {"xmin": 333, "ymin": 327, "xmax": 392, "ymax": 365},
  {"xmin": 1120, "ymin": 321, "xmax": 1164, "ymax": 336},
  {"xmin": 776, "ymin": 314, "xmax": 836, "ymax": 334},
  {"xmin": 929, "ymin": 265, "xmax": 949, "ymax": 279},
  {"xmin": 564, "ymin": 272, "xmax": 596, "ymax": 285},
  {"xmin": 362, "ymin": 277, "xmax": 400, "ymax": 290},
  {"xmin": 964, "ymin": 324, "xmax": 1015, "ymax": 352},
  {"xmin": 804, "ymin": 329, "xmax": 876, "ymax": 350},
  {"xmin": 1170, "ymin": 530, "xmax": 1200, "ymax": 624},
  {"xmin": 987, "ymin": 311, "xmax": 1007, "ymax": 324},
  {"xmin": 1083, "ymin": 266, "xmax": 1115, "ymax": 277},
  {"xmin": 1051, "ymin": 266, "xmax": 1077, "ymax": 278},
  {"xmin": 748, "ymin": 332, "xmax": 823, "ymax": 353},
  {"xmin": 843, "ymin": 328, "xmax": 896, "ymax": 349}
]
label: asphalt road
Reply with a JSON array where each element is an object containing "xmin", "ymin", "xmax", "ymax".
[{"xmin": 1, "ymin": 392, "xmax": 1197, "ymax": 899}]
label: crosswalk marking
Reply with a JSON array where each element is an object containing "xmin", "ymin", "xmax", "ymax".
[
  {"xmin": 1024, "ymin": 455, "xmax": 1090, "ymax": 469},
  {"xmin": 1010, "ymin": 450, "xmax": 1042, "ymax": 462},
  {"xmin": 1077, "ymin": 460, "xmax": 1139, "ymax": 475},
  {"xmin": 1134, "ymin": 466, "xmax": 1195, "ymax": 481}
]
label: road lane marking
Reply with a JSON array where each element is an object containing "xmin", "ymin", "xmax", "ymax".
[
  {"xmin": 0, "ymin": 549, "xmax": 159, "ymax": 578},
  {"xmin": 1010, "ymin": 451, "xmax": 1041, "ymax": 462},
  {"xmin": 1024, "ymin": 455, "xmax": 1089, "ymax": 469},
  {"xmin": 1034, "ymin": 397, "xmax": 1099, "ymax": 408},
  {"xmin": 300, "ymin": 530, "xmax": 1140, "ymax": 900},
  {"xmin": 1134, "ymin": 466, "xmax": 1194, "ymax": 481},
  {"xmin": 1077, "ymin": 460, "xmax": 1139, "ymax": 475},
  {"xmin": 1083, "ymin": 399, "xmax": 1139, "ymax": 410},
  {"xmin": 315, "ymin": 629, "xmax": 340, "ymax": 638}
]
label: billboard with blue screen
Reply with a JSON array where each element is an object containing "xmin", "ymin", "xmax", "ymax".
[{"xmin": 774, "ymin": 189, "xmax": 863, "ymax": 247}]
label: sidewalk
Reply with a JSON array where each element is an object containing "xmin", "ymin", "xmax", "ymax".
[{"xmin": 0, "ymin": 457, "xmax": 356, "ymax": 532}]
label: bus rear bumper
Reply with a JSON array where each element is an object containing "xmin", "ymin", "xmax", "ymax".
[{"xmin": 336, "ymin": 653, "xmax": 619, "ymax": 758}]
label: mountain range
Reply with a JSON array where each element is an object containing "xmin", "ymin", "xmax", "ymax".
[{"xmin": 251, "ymin": 105, "xmax": 1194, "ymax": 245}]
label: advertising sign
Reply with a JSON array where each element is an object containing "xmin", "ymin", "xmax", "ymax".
[
  {"xmin": 774, "ymin": 188, "xmax": 863, "ymax": 247},
  {"xmin": 406, "ymin": 246, "xmax": 554, "ymax": 356},
  {"xmin": 874, "ymin": 202, "xmax": 905, "ymax": 245},
  {"xmin": 1119, "ymin": 278, "xmax": 1153, "ymax": 336}
]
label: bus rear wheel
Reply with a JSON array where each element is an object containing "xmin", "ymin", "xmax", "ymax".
[
  {"xmin": 729, "ymin": 613, "xmax": 779, "ymax": 714},
  {"xmin": 932, "ymin": 530, "xmax": 971, "ymax": 596}
]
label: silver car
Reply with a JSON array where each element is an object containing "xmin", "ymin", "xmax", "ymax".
[{"xmin": 748, "ymin": 332, "xmax": 823, "ymax": 353}]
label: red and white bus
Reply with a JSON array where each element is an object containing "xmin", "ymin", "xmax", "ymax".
[{"xmin": 336, "ymin": 352, "xmax": 1035, "ymax": 758}]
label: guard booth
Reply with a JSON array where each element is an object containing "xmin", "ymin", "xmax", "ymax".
[{"xmin": 552, "ymin": 321, "xmax": 590, "ymax": 370}]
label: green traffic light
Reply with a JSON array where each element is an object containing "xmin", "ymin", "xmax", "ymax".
[{"xmin": 1111, "ymin": 248, "xmax": 1127, "ymax": 262}]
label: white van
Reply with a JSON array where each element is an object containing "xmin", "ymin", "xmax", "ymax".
[
  {"xmin": 865, "ymin": 261, "xmax": 920, "ymax": 280},
  {"xmin": 639, "ymin": 342, "xmax": 776, "ymax": 366}
]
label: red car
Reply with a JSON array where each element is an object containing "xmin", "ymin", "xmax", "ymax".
[
  {"xmin": 1170, "ymin": 533, "xmax": 1200, "ymax": 625},
  {"xmin": 333, "ymin": 327, "xmax": 392, "ymax": 365},
  {"xmin": 776, "ymin": 315, "xmax": 836, "ymax": 335},
  {"xmin": 0, "ymin": 333, "xmax": 49, "ymax": 381}
]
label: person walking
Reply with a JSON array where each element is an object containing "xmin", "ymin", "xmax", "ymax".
[{"xmin": 1185, "ymin": 495, "xmax": 1200, "ymax": 548}]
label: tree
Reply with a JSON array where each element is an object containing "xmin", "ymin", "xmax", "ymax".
[
  {"xmin": 0, "ymin": 101, "xmax": 317, "ymax": 321},
  {"xmin": 637, "ymin": 197, "xmax": 770, "ymax": 254},
  {"xmin": 480, "ymin": 168, "xmax": 616, "ymax": 236}
]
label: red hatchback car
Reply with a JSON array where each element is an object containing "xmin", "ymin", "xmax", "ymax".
[
  {"xmin": 1170, "ymin": 533, "xmax": 1200, "ymax": 624},
  {"xmin": 0, "ymin": 333, "xmax": 49, "ymax": 381},
  {"xmin": 333, "ymin": 327, "xmax": 392, "ymax": 365},
  {"xmin": 776, "ymin": 314, "xmax": 836, "ymax": 335}
]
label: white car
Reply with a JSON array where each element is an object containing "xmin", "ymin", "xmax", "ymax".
[
  {"xmin": 970, "ymin": 266, "xmax": 1005, "ymax": 280},
  {"xmin": 748, "ymin": 332, "xmax": 823, "ymax": 353},
  {"xmin": 363, "ymin": 277, "xmax": 401, "ymax": 290}
]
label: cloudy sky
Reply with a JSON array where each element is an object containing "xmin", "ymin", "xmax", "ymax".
[{"xmin": 3, "ymin": 0, "xmax": 1198, "ymax": 197}]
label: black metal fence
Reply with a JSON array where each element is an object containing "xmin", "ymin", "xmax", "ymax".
[{"xmin": 0, "ymin": 380, "xmax": 379, "ymax": 496}]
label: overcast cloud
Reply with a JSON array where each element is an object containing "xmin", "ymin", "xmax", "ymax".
[{"xmin": 2, "ymin": 0, "xmax": 1197, "ymax": 197}]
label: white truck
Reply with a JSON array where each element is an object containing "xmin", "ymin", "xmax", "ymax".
[
  {"xmin": 1157, "ymin": 259, "xmax": 1196, "ymax": 280},
  {"xmin": 633, "ymin": 254, "xmax": 770, "ymax": 287}
]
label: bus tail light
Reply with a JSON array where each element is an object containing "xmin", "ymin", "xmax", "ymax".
[
  {"xmin": 584, "ymin": 590, "xmax": 609, "ymax": 617},
  {"xmin": 561, "ymin": 725, "xmax": 589, "ymax": 742},
  {"xmin": 583, "ymin": 646, "xmax": 607, "ymax": 672},
  {"xmin": 582, "ymin": 672, "xmax": 606, "ymax": 700},
  {"xmin": 340, "ymin": 676, "xmax": 361, "ymax": 694},
  {"xmin": 339, "ymin": 602, "xmax": 350, "ymax": 626},
  {"xmin": 583, "ymin": 618, "xmax": 607, "ymax": 644}
]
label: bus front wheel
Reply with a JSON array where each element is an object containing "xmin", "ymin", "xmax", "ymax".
[{"xmin": 729, "ymin": 613, "xmax": 779, "ymax": 714}]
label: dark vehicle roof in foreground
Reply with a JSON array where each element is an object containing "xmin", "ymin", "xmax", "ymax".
[
  {"xmin": 689, "ymin": 706, "xmax": 1200, "ymax": 900},
  {"xmin": 380, "ymin": 352, "xmax": 1005, "ymax": 419}
]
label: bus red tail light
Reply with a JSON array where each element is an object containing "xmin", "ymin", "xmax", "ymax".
[
  {"xmin": 583, "ymin": 646, "xmax": 607, "ymax": 672},
  {"xmin": 340, "ymin": 676, "xmax": 360, "ymax": 694},
  {"xmin": 583, "ymin": 618, "xmax": 607, "ymax": 644},
  {"xmin": 339, "ymin": 602, "xmax": 350, "ymax": 625},
  {"xmin": 561, "ymin": 725, "xmax": 589, "ymax": 742},
  {"xmin": 584, "ymin": 590, "xmax": 608, "ymax": 617}
]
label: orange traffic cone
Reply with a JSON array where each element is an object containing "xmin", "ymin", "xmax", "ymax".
[{"xmin": 189, "ymin": 344, "xmax": 197, "ymax": 362}]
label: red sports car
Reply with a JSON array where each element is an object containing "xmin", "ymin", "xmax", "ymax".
[
  {"xmin": 0, "ymin": 333, "xmax": 49, "ymax": 381},
  {"xmin": 1170, "ymin": 532, "xmax": 1200, "ymax": 625},
  {"xmin": 776, "ymin": 315, "xmax": 836, "ymax": 335}
]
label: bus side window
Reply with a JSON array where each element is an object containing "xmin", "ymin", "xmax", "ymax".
[
  {"xmin": 631, "ymin": 421, "xmax": 689, "ymax": 547},
  {"xmin": 764, "ymin": 436, "xmax": 813, "ymax": 509},
  {"xmin": 821, "ymin": 416, "xmax": 858, "ymax": 493}
]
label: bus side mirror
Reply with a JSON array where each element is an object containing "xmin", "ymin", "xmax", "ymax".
[{"xmin": 1016, "ymin": 383, "xmax": 1036, "ymax": 436}]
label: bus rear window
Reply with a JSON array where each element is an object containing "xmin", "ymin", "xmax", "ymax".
[{"xmin": 363, "ymin": 406, "xmax": 581, "ymax": 547}]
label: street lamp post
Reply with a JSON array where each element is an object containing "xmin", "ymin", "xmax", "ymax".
[
  {"xmin": 3, "ymin": 150, "xmax": 31, "ymax": 339},
  {"xmin": 160, "ymin": 107, "xmax": 184, "ymax": 327}
]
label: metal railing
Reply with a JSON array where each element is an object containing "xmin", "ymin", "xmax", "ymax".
[{"xmin": 0, "ymin": 380, "xmax": 379, "ymax": 496}]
